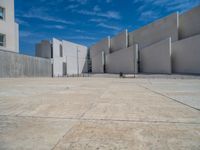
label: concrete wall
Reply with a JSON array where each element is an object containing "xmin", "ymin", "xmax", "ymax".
[
  {"xmin": 140, "ymin": 38, "xmax": 172, "ymax": 74},
  {"xmin": 15, "ymin": 23, "xmax": 19, "ymax": 52},
  {"xmin": 129, "ymin": 13, "xmax": 178, "ymax": 49},
  {"xmin": 92, "ymin": 52, "xmax": 104, "ymax": 73},
  {"xmin": 52, "ymin": 38, "xmax": 63, "ymax": 77},
  {"xmin": 51, "ymin": 38, "xmax": 88, "ymax": 76},
  {"xmin": 62, "ymin": 40, "xmax": 88, "ymax": 75},
  {"xmin": 172, "ymin": 34, "xmax": 200, "ymax": 74},
  {"xmin": 35, "ymin": 40, "xmax": 52, "ymax": 59},
  {"xmin": 0, "ymin": 50, "xmax": 52, "ymax": 77},
  {"xmin": 110, "ymin": 30, "xmax": 128, "ymax": 53},
  {"xmin": 53, "ymin": 57, "xmax": 65, "ymax": 77},
  {"xmin": 179, "ymin": 5, "xmax": 200, "ymax": 40},
  {"xmin": 0, "ymin": 0, "xmax": 19, "ymax": 53},
  {"xmin": 90, "ymin": 37, "xmax": 110, "ymax": 73},
  {"xmin": 106, "ymin": 45, "xmax": 138, "ymax": 74},
  {"xmin": 90, "ymin": 37, "xmax": 110, "ymax": 58}
]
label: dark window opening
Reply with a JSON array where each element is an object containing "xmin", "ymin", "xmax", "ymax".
[
  {"xmin": 0, "ymin": 7, "xmax": 5, "ymax": 20},
  {"xmin": 0, "ymin": 34, "xmax": 5, "ymax": 47},
  {"xmin": 60, "ymin": 44, "xmax": 63, "ymax": 57}
]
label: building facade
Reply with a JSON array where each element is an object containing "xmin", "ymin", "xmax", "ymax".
[
  {"xmin": 0, "ymin": 0, "xmax": 19, "ymax": 53},
  {"xmin": 0, "ymin": 0, "xmax": 52, "ymax": 78},
  {"xmin": 90, "ymin": 5, "xmax": 200, "ymax": 75},
  {"xmin": 36, "ymin": 38, "xmax": 88, "ymax": 77}
]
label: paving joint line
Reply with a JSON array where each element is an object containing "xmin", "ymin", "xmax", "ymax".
[
  {"xmin": 137, "ymin": 83, "xmax": 200, "ymax": 112},
  {"xmin": 79, "ymin": 87, "xmax": 111, "ymax": 118},
  {"xmin": 0, "ymin": 114, "xmax": 199, "ymax": 125},
  {"xmin": 51, "ymin": 122, "xmax": 78, "ymax": 150}
]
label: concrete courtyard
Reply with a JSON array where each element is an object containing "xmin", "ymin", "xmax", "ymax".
[{"xmin": 0, "ymin": 77, "xmax": 200, "ymax": 150}]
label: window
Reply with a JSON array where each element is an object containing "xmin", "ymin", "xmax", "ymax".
[
  {"xmin": 60, "ymin": 44, "xmax": 63, "ymax": 57},
  {"xmin": 0, "ymin": 7, "xmax": 5, "ymax": 20},
  {"xmin": 0, "ymin": 34, "xmax": 6, "ymax": 47}
]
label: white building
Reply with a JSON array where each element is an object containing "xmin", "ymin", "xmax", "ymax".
[
  {"xmin": 36, "ymin": 38, "xmax": 88, "ymax": 77},
  {"xmin": 0, "ymin": 0, "xmax": 19, "ymax": 53}
]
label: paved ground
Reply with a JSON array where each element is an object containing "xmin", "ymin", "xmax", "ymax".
[{"xmin": 0, "ymin": 77, "xmax": 200, "ymax": 150}]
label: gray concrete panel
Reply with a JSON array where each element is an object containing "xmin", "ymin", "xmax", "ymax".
[
  {"xmin": 140, "ymin": 38, "xmax": 172, "ymax": 74},
  {"xmin": 129, "ymin": 13, "xmax": 178, "ymax": 49},
  {"xmin": 106, "ymin": 45, "xmax": 138, "ymax": 74},
  {"xmin": 62, "ymin": 40, "xmax": 88, "ymax": 75},
  {"xmin": 172, "ymin": 34, "xmax": 200, "ymax": 74},
  {"xmin": 35, "ymin": 40, "xmax": 52, "ymax": 59},
  {"xmin": 53, "ymin": 57, "xmax": 65, "ymax": 77},
  {"xmin": 0, "ymin": 50, "xmax": 52, "ymax": 77},
  {"xmin": 66, "ymin": 56, "xmax": 78, "ymax": 75},
  {"xmin": 52, "ymin": 38, "xmax": 64, "ymax": 77},
  {"xmin": 79, "ymin": 58, "xmax": 88, "ymax": 73},
  {"xmin": 92, "ymin": 52, "xmax": 104, "ymax": 73},
  {"xmin": 110, "ymin": 30, "xmax": 128, "ymax": 53},
  {"xmin": 179, "ymin": 5, "xmax": 200, "ymax": 39},
  {"xmin": 90, "ymin": 37, "xmax": 110, "ymax": 58}
]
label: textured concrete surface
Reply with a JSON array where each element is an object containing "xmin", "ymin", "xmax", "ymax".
[
  {"xmin": 110, "ymin": 30, "xmax": 128, "ymax": 53},
  {"xmin": 52, "ymin": 38, "xmax": 63, "ymax": 77},
  {"xmin": 36, "ymin": 40, "xmax": 52, "ymax": 59},
  {"xmin": 179, "ymin": 5, "xmax": 200, "ymax": 39},
  {"xmin": 128, "ymin": 13, "xmax": 178, "ymax": 49},
  {"xmin": 0, "ymin": 50, "xmax": 52, "ymax": 77},
  {"xmin": 62, "ymin": 40, "xmax": 88, "ymax": 75},
  {"xmin": 0, "ymin": 77, "xmax": 200, "ymax": 150},
  {"xmin": 90, "ymin": 37, "xmax": 110, "ymax": 58},
  {"xmin": 106, "ymin": 45, "xmax": 138, "ymax": 74},
  {"xmin": 140, "ymin": 38, "xmax": 172, "ymax": 74},
  {"xmin": 91, "ymin": 52, "xmax": 104, "ymax": 73},
  {"xmin": 90, "ymin": 37, "xmax": 110, "ymax": 73},
  {"xmin": 172, "ymin": 34, "xmax": 200, "ymax": 75}
]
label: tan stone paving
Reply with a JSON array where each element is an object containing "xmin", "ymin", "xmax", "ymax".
[{"xmin": 0, "ymin": 77, "xmax": 200, "ymax": 150}]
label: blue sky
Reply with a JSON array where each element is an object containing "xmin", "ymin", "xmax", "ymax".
[{"xmin": 15, "ymin": 0, "xmax": 200, "ymax": 56}]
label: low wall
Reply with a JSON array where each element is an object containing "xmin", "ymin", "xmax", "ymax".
[
  {"xmin": 110, "ymin": 30, "xmax": 128, "ymax": 53},
  {"xmin": 140, "ymin": 38, "xmax": 172, "ymax": 74},
  {"xmin": 172, "ymin": 34, "xmax": 200, "ymax": 74},
  {"xmin": 106, "ymin": 45, "xmax": 138, "ymax": 74},
  {"xmin": 0, "ymin": 50, "xmax": 52, "ymax": 77}
]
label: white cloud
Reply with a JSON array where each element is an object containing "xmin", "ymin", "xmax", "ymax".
[
  {"xmin": 140, "ymin": 10, "xmax": 159, "ymax": 21},
  {"xmin": 20, "ymin": 31, "xmax": 32, "ymax": 37},
  {"xmin": 69, "ymin": 0, "xmax": 88, "ymax": 5},
  {"xmin": 89, "ymin": 18, "xmax": 106, "ymax": 22},
  {"xmin": 135, "ymin": 0, "xmax": 200, "ymax": 13},
  {"xmin": 75, "ymin": 29, "xmax": 85, "ymax": 33},
  {"xmin": 106, "ymin": 0, "xmax": 112, "ymax": 3},
  {"xmin": 165, "ymin": 0, "xmax": 200, "ymax": 12},
  {"xmin": 93, "ymin": 5, "xmax": 101, "ymax": 12},
  {"xmin": 44, "ymin": 25, "xmax": 65, "ymax": 29},
  {"xmin": 74, "ymin": 9, "xmax": 121, "ymax": 19},
  {"xmin": 66, "ymin": 35, "xmax": 96, "ymax": 40},
  {"xmin": 65, "ymin": 4, "xmax": 79, "ymax": 10},
  {"xmin": 21, "ymin": 7, "xmax": 74, "ymax": 25},
  {"xmin": 135, "ymin": 0, "xmax": 200, "ymax": 23},
  {"xmin": 15, "ymin": 18, "xmax": 29, "ymax": 26},
  {"xmin": 98, "ymin": 23, "xmax": 121, "ymax": 30}
]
